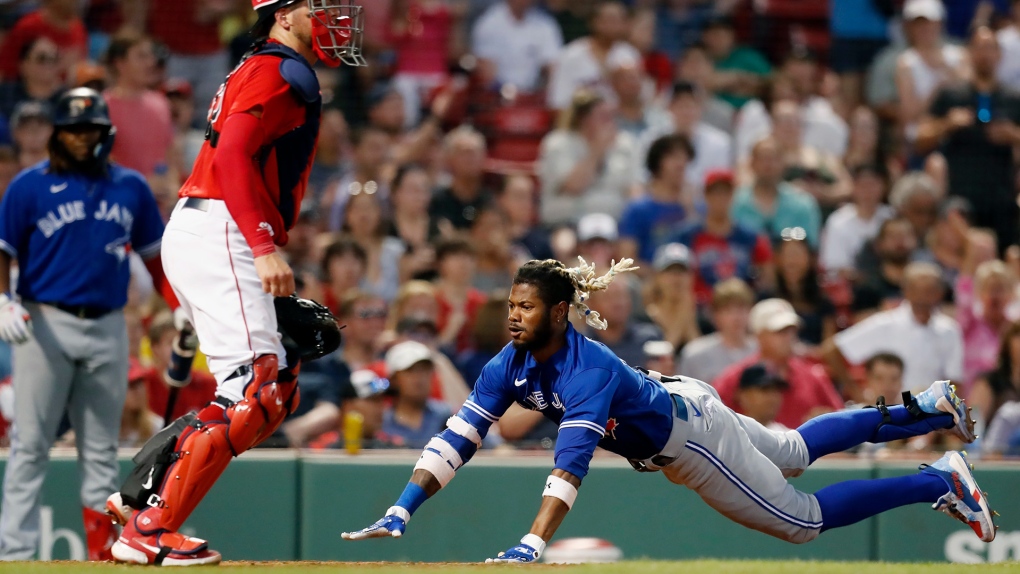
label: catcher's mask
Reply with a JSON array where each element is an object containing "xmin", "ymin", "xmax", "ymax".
[{"xmin": 252, "ymin": 0, "xmax": 366, "ymax": 68}]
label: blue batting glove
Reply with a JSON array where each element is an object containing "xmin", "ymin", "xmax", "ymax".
[
  {"xmin": 485, "ymin": 534, "xmax": 546, "ymax": 563},
  {"xmin": 340, "ymin": 507, "xmax": 409, "ymax": 540}
]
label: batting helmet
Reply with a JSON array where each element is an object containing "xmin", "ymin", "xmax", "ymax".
[
  {"xmin": 52, "ymin": 87, "xmax": 116, "ymax": 163},
  {"xmin": 274, "ymin": 295, "xmax": 343, "ymax": 362},
  {"xmin": 251, "ymin": 0, "xmax": 365, "ymax": 67}
]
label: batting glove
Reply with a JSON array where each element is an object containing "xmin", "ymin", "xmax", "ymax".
[
  {"xmin": 0, "ymin": 293, "xmax": 31, "ymax": 345},
  {"xmin": 172, "ymin": 307, "xmax": 199, "ymax": 351},
  {"xmin": 485, "ymin": 534, "xmax": 546, "ymax": 563},
  {"xmin": 340, "ymin": 507, "xmax": 408, "ymax": 540}
]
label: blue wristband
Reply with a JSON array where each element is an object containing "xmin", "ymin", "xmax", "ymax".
[{"xmin": 394, "ymin": 482, "xmax": 428, "ymax": 516}]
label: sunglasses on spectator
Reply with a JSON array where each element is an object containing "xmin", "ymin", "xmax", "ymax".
[
  {"xmin": 356, "ymin": 308, "xmax": 388, "ymax": 319},
  {"xmin": 348, "ymin": 181, "xmax": 378, "ymax": 196}
]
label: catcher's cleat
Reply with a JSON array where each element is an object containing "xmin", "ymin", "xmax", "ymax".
[
  {"xmin": 105, "ymin": 491, "xmax": 132, "ymax": 526},
  {"xmin": 920, "ymin": 451, "xmax": 997, "ymax": 542},
  {"xmin": 911, "ymin": 380, "xmax": 976, "ymax": 442},
  {"xmin": 112, "ymin": 517, "xmax": 221, "ymax": 566}
]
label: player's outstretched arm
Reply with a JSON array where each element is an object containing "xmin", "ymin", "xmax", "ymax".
[
  {"xmin": 340, "ymin": 468, "xmax": 441, "ymax": 540},
  {"xmin": 486, "ymin": 469, "xmax": 580, "ymax": 563}
]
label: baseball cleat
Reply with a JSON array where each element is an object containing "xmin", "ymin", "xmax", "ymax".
[
  {"xmin": 105, "ymin": 492, "xmax": 132, "ymax": 526},
  {"xmin": 112, "ymin": 513, "xmax": 221, "ymax": 566},
  {"xmin": 913, "ymin": 380, "xmax": 976, "ymax": 442},
  {"xmin": 920, "ymin": 451, "xmax": 997, "ymax": 542}
]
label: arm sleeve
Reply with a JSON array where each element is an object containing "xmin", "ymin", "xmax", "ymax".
[
  {"xmin": 0, "ymin": 174, "xmax": 30, "ymax": 258},
  {"xmin": 457, "ymin": 359, "xmax": 514, "ymax": 434},
  {"xmin": 212, "ymin": 111, "xmax": 276, "ymax": 257},
  {"xmin": 554, "ymin": 368, "xmax": 616, "ymax": 480}
]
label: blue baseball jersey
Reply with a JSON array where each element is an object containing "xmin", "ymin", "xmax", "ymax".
[
  {"xmin": 0, "ymin": 161, "xmax": 164, "ymax": 309},
  {"xmin": 458, "ymin": 323, "xmax": 675, "ymax": 479}
]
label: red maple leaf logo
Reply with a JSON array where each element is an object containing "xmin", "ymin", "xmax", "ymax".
[{"xmin": 605, "ymin": 417, "xmax": 618, "ymax": 440}]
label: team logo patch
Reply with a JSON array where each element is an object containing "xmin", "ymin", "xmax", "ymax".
[
  {"xmin": 68, "ymin": 97, "xmax": 92, "ymax": 118},
  {"xmin": 605, "ymin": 417, "xmax": 618, "ymax": 440}
]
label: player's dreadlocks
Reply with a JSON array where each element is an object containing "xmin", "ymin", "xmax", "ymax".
[{"xmin": 513, "ymin": 257, "xmax": 639, "ymax": 330}]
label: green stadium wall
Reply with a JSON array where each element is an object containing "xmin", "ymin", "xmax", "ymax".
[{"xmin": 1, "ymin": 452, "xmax": 1016, "ymax": 563}]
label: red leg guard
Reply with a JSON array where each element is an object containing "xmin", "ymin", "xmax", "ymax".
[{"xmin": 83, "ymin": 506, "xmax": 117, "ymax": 561}]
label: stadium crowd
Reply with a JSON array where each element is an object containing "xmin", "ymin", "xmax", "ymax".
[{"xmin": 0, "ymin": 0, "xmax": 1018, "ymax": 458}]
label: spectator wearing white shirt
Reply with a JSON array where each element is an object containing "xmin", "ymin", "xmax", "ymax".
[
  {"xmin": 996, "ymin": 0, "xmax": 1020, "ymax": 91},
  {"xmin": 823, "ymin": 262, "xmax": 963, "ymax": 394},
  {"xmin": 546, "ymin": 0, "xmax": 641, "ymax": 111},
  {"xmin": 471, "ymin": 0, "xmax": 563, "ymax": 93},
  {"xmin": 820, "ymin": 163, "xmax": 896, "ymax": 278}
]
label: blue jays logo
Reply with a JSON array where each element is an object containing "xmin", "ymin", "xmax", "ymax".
[
  {"xmin": 605, "ymin": 418, "xmax": 619, "ymax": 440},
  {"xmin": 68, "ymin": 97, "xmax": 93, "ymax": 118}
]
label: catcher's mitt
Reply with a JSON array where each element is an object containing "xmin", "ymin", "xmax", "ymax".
[{"xmin": 274, "ymin": 295, "xmax": 342, "ymax": 362}]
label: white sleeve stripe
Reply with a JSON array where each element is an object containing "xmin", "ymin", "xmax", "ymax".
[
  {"xmin": 559, "ymin": 420, "xmax": 606, "ymax": 436},
  {"xmin": 135, "ymin": 239, "xmax": 162, "ymax": 259},
  {"xmin": 446, "ymin": 415, "xmax": 482, "ymax": 446},
  {"xmin": 0, "ymin": 239, "xmax": 16, "ymax": 258},
  {"xmin": 463, "ymin": 401, "xmax": 498, "ymax": 423}
]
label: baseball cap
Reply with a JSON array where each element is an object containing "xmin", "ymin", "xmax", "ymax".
[
  {"xmin": 738, "ymin": 363, "xmax": 789, "ymax": 390},
  {"xmin": 340, "ymin": 369, "xmax": 391, "ymax": 400},
  {"xmin": 576, "ymin": 213, "xmax": 618, "ymax": 242},
  {"xmin": 749, "ymin": 298, "xmax": 802, "ymax": 334},
  {"xmin": 385, "ymin": 341, "xmax": 434, "ymax": 375},
  {"xmin": 10, "ymin": 101, "xmax": 52, "ymax": 128},
  {"xmin": 903, "ymin": 0, "xmax": 945, "ymax": 21},
  {"xmin": 643, "ymin": 340, "xmax": 675, "ymax": 359},
  {"xmin": 704, "ymin": 169, "xmax": 735, "ymax": 190},
  {"xmin": 163, "ymin": 78, "xmax": 193, "ymax": 100},
  {"xmin": 653, "ymin": 243, "xmax": 691, "ymax": 272}
]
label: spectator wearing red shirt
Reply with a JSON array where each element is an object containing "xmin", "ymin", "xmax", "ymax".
[
  {"xmin": 713, "ymin": 298, "xmax": 844, "ymax": 429},
  {"xmin": 387, "ymin": 0, "xmax": 454, "ymax": 126},
  {"xmin": 143, "ymin": 312, "xmax": 216, "ymax": 422},
  {"xmin": 0, "ymin": 0, "xmax": 87, "ymax": 82},
  {"xmin": 103, "ymin": 32, "xmax": 175, "ymax": 178},
  {"xmin": 148, "ymin": 0, "xmax": 233, "ymax": 122},
  {"xmin": 433, "ymin": 236, "xmax": 487, "ymax": 355}
]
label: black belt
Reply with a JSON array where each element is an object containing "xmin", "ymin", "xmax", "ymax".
[
  {"xmin": 34, "ymin": 301, "xmax": 114, "ymax": 320},
  {"xmin": 182, "ymin": 197, "xmax": 211, "ymax": 212}
]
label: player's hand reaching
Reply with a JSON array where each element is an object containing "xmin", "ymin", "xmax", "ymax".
[
  {"xmin": 254, "ymin": 253, "xmax": 295, "ymax": 297},
  {"xmin": 485, "ymin": 540, "xmax": 543, "ymax": 563},
  {"xmin": 0, "ymin": 293, "xmax": 31, "ymax": 345},
  {"xmin": 340, "ymin": 511, "xmax": 407, "ymax": 540}
]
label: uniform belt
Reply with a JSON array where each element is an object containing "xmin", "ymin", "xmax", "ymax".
[
  {"xmin": 628, "ymin": 391, "xmax": 692, "ymax": 473},
  {"xmin": 35, "ymin": 301, "xmax": 114, "ymax": 320},
  {"xmin": 182, "ymin": 197, "xmax": 211, "ymax": 212}
]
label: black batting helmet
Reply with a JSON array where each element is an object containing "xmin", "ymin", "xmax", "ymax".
[{"xmin": 52, "ymin": 87, "xmax": 116, "ymax": 163}]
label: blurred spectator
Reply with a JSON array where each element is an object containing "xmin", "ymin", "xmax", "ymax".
[
  {"xmin": 331, "ymin": 369, "xmax": 393, "ymax": 449},
  {"xmin": 538, "ymin": 90, "xmax": 640, "ymax": 225},
  {"xmin": 820, "ymin": 163, "xmax": 896, "ymax": 279},
  {"xmin": 825, "ymin": 262, "xmax": 963, "ymax": 394},
  {"xmin": 321, "ymin": 238, "xmax": 368, "ymax": 316},
  {"xmin": 643, "ymin": 339, "xmax": 675, "ymax": 376},
  {"xmin": 278, "ymin": 347, "xmax": 349, "ymax": 448},
  {"xmin": 574, "ymin": 212, "xmax": 619, "ymax": 270},
  {"xmin": 381, "ymin": 341, "xmax": 452, "ymax": 449},
  {"xmin": 104, "ymin": 31, "xmax": 175, "ymax": 178},
  {"xmin": 997, "ymin": 0, "xmax": 1020, "ymax": 90},
  {"xmin": 342, "ymin": 189, "xmax": 405, "ymax": 302},
  {"xmin": 674, "ymin": 42, "xmax": 736, "ymax": 133},
  {"xmin": 365, "ymin": 83, "xmax": 450, "ymax": 167},
  {"xmin": 609, "ymin": 58, "xmax": 652, "ymax": 138},
  {"xmin": 734, "ymin": 363, "xmax": 789, "ymax": 431},
  {"xmin": 0, "ymin": 146, "xmax": 18, "ymax": 194},
  {"xmin": 308, "ymin": 108, "xmax": 349, "ymax": 203},
  {"xmin": 586, "ymin": 276, "xmax": 663, "ymax": 367},
  {"xmin": 546, "ymin": 0, "xmax": 640, "ymax": 111},
  {"xmin": 888, "ymin": 171, "xmax": 941, "ymax": 247},
  {"xmin": 771, "ymin": 229, "xmax": 836, "ymax": 349},
  {"xmin": 853, "ymin": 218, "xmax": 918, "ymax": 313},
  {"xmin": 619, "ymin": 134, "xmax": 694, "ymax": 265},
  {"xmin": 163, "ymin": 78, "xmax": 203, "ymax": 175},
  {"xmin": 896, "ymin": 0, "xmax": 967, "ymax": 146},
  {"xmin": 678, "ymin": 278, "xmax": 757, "ymax": 384},
  {"xmin": 387, "ymin": 0, "xmax": 454, "ymax": 127},
  {"xmin": 434, "ymin": 235, "xmax": 487, "ymax": 354},
  {"xmin": 389, "ymin": 164, "xmax": 438, "ymax": 281},
  {"xmin": 0, "ymin": 0, "xmax": 87, "ymax": 82},
  {"xmin": 327, "ymin": 126, "xmax": 391, "ymax": 232},
  {"xmin": 456, "ymin": 293, "xmax": 511, "ymax": 384},
  {"xmin": 970, "ymin": 322, "xmax": 1020, "ymax": 428},
  {"xmin": 983, "ymin": 400, "xmax": 1020, "ymax": 456},
  {"xmin": 714, "ymin": 298, "xmax": 844, "ymax": 428},
  {"xmin": 675, "ymin": 170, "xmax": 773, "ymax": 304},
  {"xmin": 830, "ymin": 0, "xmax": 890, "ymax": 113},
  {"xmin": 498, "ymin": 173, "xmax": 553, "ymax": 260},
  {"xmin": 768, "ymin": 99, "xmax": 852, "ymax": 213},
  {"xmin": 339, "ymin": 291, "xmax": 389, "ymax": 370},
  {"xmin": 73, "ymin": 61, "xmax": 107, "ymax": 92},
  {"xmin": 148, "ymin": 0, "xmax": 232, "ymax": 122},
  {"xmin": 471, "ymin": 0, "xmax": 563, "ymax": 93},
  {"xmin": 470, "ymin": 206, "xmax": 524, "ymax": 292},
  {"xmin": 653, "ymin": 0, "xmax": 715, "ymax": 62},
  {"xmin": 120, "ymin": 360, "xmax": 162, "ymax": 449},
  {"xmin": 0, "ymin": 36, "xmax": 62, "ymax": 120},
  {"xmin": 731, "ymin": 138, "xmax": 822, "ymax": 248},
  {"xmin": 642, "ymin": 81, "xmax": 733, "ymax": 196},
  {"xmin": 957, "ymin": 255, "xmax": 1020, "ymax": 389},
  {"xmin": 142, "ymin": 312, "xmax": 216, "ymax": 422},
  {"xmin": 643, "ymin": 243, "xmax": 700, "ymax": 351},
  {"xmin": 385, "ymin": 280, "xmax": 441, "ymax": 338},
  {"xmin": 10, "ymin": 100, "xmax": 52, "ymax": 168},
  {"xmin": 429, "ymin": 125, "xmax": 491, "ymax": 232},
  {"xmin": 862, "ymin": 352, "xmax": 905, "ymax": 406},
  {"xmin": 545, "ymin": 0, "xmax": 589, "ymax": 44},
  {"xmin": 629, "ymin": 8, "xmax": 671, "ymax": 95},
  {"xmin": 702, "ymin": 15, "xmax": 771, "ymax": 110},
  {"xmin": 916, "ymin": 26, "xmax": 1020, "ymax": 251},
  {"xmin": 842, "ymin": 106, "xmax": 895, "ymax": 176}
]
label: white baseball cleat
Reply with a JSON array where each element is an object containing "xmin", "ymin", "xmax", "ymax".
[{"xmin": 920, "ymin": 451, "xmax": 998, "ymax": 542}]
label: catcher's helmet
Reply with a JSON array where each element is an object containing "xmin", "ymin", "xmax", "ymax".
[
  {"xmin": 251, "ymin": 0, "xmax": 365, "ymax": 67},
  {"xmin": 52, "ymin": 87, "xmax": 116, "ymax": 163}
]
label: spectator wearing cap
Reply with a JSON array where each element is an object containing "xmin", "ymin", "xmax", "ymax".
[
  {"xmin": 538, "ymin": 90, "xmax": 640, "ymax": 226},
  {"xmin": 823, "ymin": 262, "xmax": 963, "ymax": 395},
  {"xmin": 830, "ymin": 0, "xmax": 890, "ymax": 113},
  {"xmin": 852, "ymin": 217, "xmax": 918, "ymax": 315},
  {"xmin": 679, "ymin": 278, "xmax": 757, "ymax": 384},
  {"xmin": 0, "ymin": 0, "xmax": 88, "ymax": 82},
  {"xmin": 863, "ymin": 352, "xmax": 905, "ymax": 406},
  {"xmin": 332, "ymin": 369, "xmax": 394, "ymax": 449},
  {"xmin": 141, "ymin": 312, "xmax": 216, "ymax": 423},
  {"xmin": 734, "ymin": 363, "xmax": 789, "ymax": 431},
  {"xmin": 433, "ymin": 235, "xmax": 487, "ymax": 355},
  {"xmin": 103, "ymin": 31, "xmax": 176, "ymax": 178},
  {"xmin": 586, "ymin": 276, "xmax": 663, "ymax": 367},
  {"xmin": 619, "ymin": 134, "xmax": 694, "ymax": 266},
  {"xmin": 0, "ymin": 36, "xmax": 63, "ymax": 122},
  {"xmin": 640, "ymin": 81, "xmax": 733, "ymax": 197},
  {"xmin": 731, "ymin": 137, "xmax": 822, "ymax": 248},
  {"xmin": 575, "ymin": 212, "xmax": 620, "ymax": 271},
  {"xmin": 430, "ymin": 126, "xmax": 493, "ymax": 232},
  {"xmin": 471, "ymin": 0, "xmax": 563, "ymax": 94},
  {"xmin": 643, "ymin": 243, "xmax": 700, "ymax": 351},
  {"xmin": 643, "ymin": 339, "xmax": 675, "ymax": 377},
  {"xmin": 714, "ymin": 298, "xmax": 844, "ymax": 428},
  {"xmin": 381, "ymin": 341, "xmax": 452, "ymax": 449},
  {"xmin": 700, "ymin": 15, "xmax": 771, "ymax": 110},
  {"xmin": 546, "ymin": 1, "xmax": 641, "ymax": 111},
  {"xmin": 9, "ymin": 100, "xmax": 52, "ymax": 169},
  {"xmin": 917, "ymin": 26, "xmax": 1020, "ymax": 252},
  {"xmin": 326, "ymin": 126, "xmax": 392, "ymax": 232},
  {"xmin": 674, "ymin": 43, "xmax": 736, "ymax": 134},
  {"xmin": 164, "ymin": 78, "xmax": 204, "ymax": 175},
  {"xmin": 120, "ymin": 359, "xmax": 163, "ymax": 449},
  {"xmin": 339, "ymin": 291, "xmax": 389, "ymax": 371},
  {"xmin": 456, "ymin": 293, "xmax": 512, "ymax": 385},
  {"xmin": 820, "ymin": 163, "xmax": 896, "ymax": 279},
  {"xmin": 498, "ymin": 173, "xmax": 554, "ymax": 261},
  {"xmin": 674, "ymin": 169, "xmax": 773, "ymax": 304}
]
